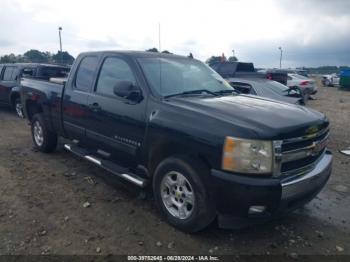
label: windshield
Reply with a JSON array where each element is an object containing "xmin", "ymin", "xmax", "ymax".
[{"xmin": 137, "ymin": 57, "xmax": 234, "ymax": 97}]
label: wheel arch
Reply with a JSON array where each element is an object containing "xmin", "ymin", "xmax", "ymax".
[
  {"xmin": 25, "ymin": 100, "xmax": 44, "ymax": 122},
  {"xmin": 147, "ymin": 137, "xmax": 212, "ymax": 178},
  {"xmin": 9, "ymin": 91, "xmax": 20, "ymax": 107}
]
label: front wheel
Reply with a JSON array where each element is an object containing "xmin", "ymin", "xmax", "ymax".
[
  {"xmin": 153, "ymin": 156, "xmax": 216, "ymax": 232},
  {"xmin": 31, "ymin": 114, "xmax": 58, "ymax": 153}
]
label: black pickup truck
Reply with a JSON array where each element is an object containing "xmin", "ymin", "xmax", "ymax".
[
  {"xmin": 0, "ymin": 63, "xmax": 69, "ymax": 117},
  {"xmin": 21, "ymin": 51, "xmax": 332, "ymax": 232}
]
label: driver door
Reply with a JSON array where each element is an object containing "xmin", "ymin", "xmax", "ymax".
[{"xmin": 86, "ymin": 55, "xmax": 147, "ymax": 166}]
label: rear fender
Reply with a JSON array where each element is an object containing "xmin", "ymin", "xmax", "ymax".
[{"xmin": 9, "ymin": 86, "xmax": 21, "ymax": 106}]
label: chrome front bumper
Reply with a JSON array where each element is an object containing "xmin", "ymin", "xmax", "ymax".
[{"xmin": 281, "ymin": 151, "xmax": 332, "ymax": 200}]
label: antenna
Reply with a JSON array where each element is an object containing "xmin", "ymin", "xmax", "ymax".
[
  {"xmin": 158, "ymin": 22, "xmax": 162, "ymax": 96},
  {"xmin": 158, "ymin": 23, "xmax": 161, "ymax": 52}
]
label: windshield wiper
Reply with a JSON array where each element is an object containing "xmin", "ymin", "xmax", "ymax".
[
  {"xmin": 214, "ymin": 89, "xmax": 238, "ymax": 95},
  {"xmin": 164, "ymin": 89, "xmax": 219, "ymax": 98}
]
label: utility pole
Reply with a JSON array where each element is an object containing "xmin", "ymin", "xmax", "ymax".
[
  {"xmin": 278, "ymin": 46, "xmax": 283, "ymax": 69},
  {"xmin": 58, "ymin": 27, "xmax": 63, "ymax": 64}
]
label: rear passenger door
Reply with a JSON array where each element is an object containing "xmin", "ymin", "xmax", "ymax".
[
  {"xmin": 0, "ymin": 66, "xmax": 18, "ymax": 103},
  {"xmin": 85, "ymin": 55, "xmax": 147, "ymax": 166},
  {"xmin": 62, "ymin": 55, "xmax": 100, "ymax": 141}
]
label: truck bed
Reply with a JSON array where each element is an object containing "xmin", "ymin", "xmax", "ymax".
[{"xmin": 20, "ymin": 77, "xmax": 65, "ymax": 133}]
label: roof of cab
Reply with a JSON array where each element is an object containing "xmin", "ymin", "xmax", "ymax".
[
  {"xmin": 0, "ymin": 63, "xmax": 70, "ymax": 68},
  {"xmin": 78, "ymin": 50, "xmax": 189, "ymax": 59}
]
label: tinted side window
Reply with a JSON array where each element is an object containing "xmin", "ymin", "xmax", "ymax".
[
  {"xmin": 38, "ymin": 67, "xmax": 69, "ymax": 79},
  {"xmin": 0, "ymin": 65, "xmax": 3, "ymax": 79},
  {"xmin": 3, "ymin": 67, "xmax": 17, "ymax": 81},
  {"xmin": 95, "ymin": 57, "xmax": 136, "ymax": 97},
  {"xmin": 75, "ymin": 56, "xmax": 99, "ymax": 92},
  {"xmin": 22, "ymin": 68, "xmax": 36, "ymax": 77},
  {"xmin": 219, "ymin": 64, "xmax": 236, "ymax": 77},
  {"xmin": 236, "ymin": 63, "xmax": 255, "ymax": 72}
]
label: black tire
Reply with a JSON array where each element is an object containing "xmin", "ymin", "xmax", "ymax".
[
  {"xmin": 14, "ymin": 98, "xmax": 24, "ymax": 118},
  {"xmin": 153, "ymin": 156, "xmax": 216, "ymax": 232},
  {"xmin": 31, "ymin": 114, "xmax": 58, "ymax": 153}
]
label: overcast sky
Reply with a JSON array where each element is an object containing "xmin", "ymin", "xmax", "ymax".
[{"xmin": 0, "ymin": 0, "xmax": 349, "ymax": 68}]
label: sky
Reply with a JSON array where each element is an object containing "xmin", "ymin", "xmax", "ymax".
[{"xmin": 0, "ymin": 0, "xmax": 349, "ymax": 68}]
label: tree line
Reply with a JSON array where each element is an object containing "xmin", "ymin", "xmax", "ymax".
[
  {"xmin": 145, "ymin": 48, "xmax": 238, "ymax": 64},
  {"xmin": 1, "ymin": 47, "xmax": 240, "ymax": 66},
  {"xmin": 0, "ymin": 49, "xmax": 75, "ymax": 65}
]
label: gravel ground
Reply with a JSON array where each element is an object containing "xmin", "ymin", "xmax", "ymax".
[{"xmin": 0, "ymin": 81, "xmax": 349, "ymax": 256}]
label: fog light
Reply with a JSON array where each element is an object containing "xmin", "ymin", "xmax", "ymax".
[{"xmin": 248, "ymin": 205, "xmax": 266, "ymax": 214}]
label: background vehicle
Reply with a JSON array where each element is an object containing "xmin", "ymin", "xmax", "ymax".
[
  {"xmin": 294, "ymin": 69, "xmax": 309, "ymax": 77},
  {"xmin": 213, "ymin": 65, "xmax": 302, "ymax": 104},
  {"xmin": 265, "ymin": 69, "xmax": 288, "ymax": 85},
  {"xmin": 287, "ymin": 73, "xmax": 317, "ymax": 99},
  {"xmin": 226, "ymin": 76, "xmax": 304, "ymax": 105},
  {"xmin": 322, "ymin": 74, "xmax": 340, "ymax": 87},
  {"xmin": 0, "ymin": 63, "xmax": 69, "ymax": 117},
  {"xmin": 21, "ymin": 51, "xmax": 332, "ymax": 232},
  {"xmin": 210, "ymin": 61, "xmax": 256, "ymax": 78}
]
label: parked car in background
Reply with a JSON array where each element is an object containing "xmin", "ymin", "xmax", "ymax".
[
  {"xmin": 21, "ymin": 51, "xmax": 332, "ymax": 232},
  {"xmin": 226, "ymin": 76, "xmax": 304, "ymax": 105},
  {"xmin": 210, "ymin": 61, "xmax": 256, "ymax": 78},
  {"xmin": 322, "ymin": 74, "xmax": 340, "ymax": 87},
  {"xmin": 287, "ymin": 73, "xmax": 317, "ymax": 99},
  {"xmin": 293, "ymin": 69, "xmax": 309, "ymax": 77},
  {"xmin": 0, "ymin": 63, "xmax": 69, "ymax": 117},
  {"xmin": 265, "ymin": 69, "xmax": 288, "ymax": 85},
  {"xmin": 212, "ymin": 64, "xmax": 300, "ymax": 103}
]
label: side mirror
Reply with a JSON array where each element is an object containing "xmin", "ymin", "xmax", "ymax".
[{"xmin": 113, "ymin": 80, "xmax": 142, "ymax": 102}]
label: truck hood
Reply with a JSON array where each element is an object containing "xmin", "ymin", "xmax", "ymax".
[
  {"xmin": 166, "ymin": 94, "xmax": 328, "ymax": 140},
  {"xmin": 280, "ymin": 95, "xmax": 304, "ymax": 105}
]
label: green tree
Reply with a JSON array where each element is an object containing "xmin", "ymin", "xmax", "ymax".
[
  {"xmin": 23, "ymin": 49, "xmax": 48, "ymax": 63},
  {"xmin": 0, "ymin": 53, "xmax": 17, "ymax": 63},
  {"xmin": 161, "ymin": 50, "xmax": 172, "ymax": 54},
  {"xmin": 228, "ymin": 56, "xmax": 238, "ymax": 62},
  {"xmin": 205, "ymin": 56, "xmax": 222, "ymax": 65},
  {"xmin": 15, "ymin": 54, "xmax": 25, "ymax": 63},
  {"xmin": 52, "ymin": 51, "xmax": 75, "ymax": 65},
  {"xmin": 146, "ymin": 48, "xmax": 159, "ymax": 52}
]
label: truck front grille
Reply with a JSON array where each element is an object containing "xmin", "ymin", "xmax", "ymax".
[{"xmin": 275, "ymin": 127, "xmax": 329, "ymax": 177}]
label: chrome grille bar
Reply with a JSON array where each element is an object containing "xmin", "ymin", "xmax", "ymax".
[
  {"xmin": 273, "ymin": 127, "xmax": 330, "ymax": 177},
  {"xmin": 282, "ymin": 133, "xmax": 329, "ymax": 163},
  {"xmin": 283, "ymin": 127, "xmax": 329, "ymax": 144}
]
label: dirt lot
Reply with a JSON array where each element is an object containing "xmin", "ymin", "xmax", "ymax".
[{"xmin": 0, "ymin": 82, "xmax": 349, "ymax": 256}]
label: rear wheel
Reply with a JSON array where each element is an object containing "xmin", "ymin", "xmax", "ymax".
[
  {"xmin": 14, "ymin": 98, "xmax": 24, "ymax": 118},
  {"xmin": 31, "ymin": 114, "xmax": 58, "ymax": 153},
  {"xmin": 153, "ymin": 156, "xmax": 216, "ymax": 232}
]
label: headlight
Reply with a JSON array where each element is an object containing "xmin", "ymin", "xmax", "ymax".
[{"xmin": 222, "ymin": 137, "xmax": 273, "ymax": 174}]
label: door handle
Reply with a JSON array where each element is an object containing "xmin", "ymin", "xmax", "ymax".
[{"xmin": 88, "ymin": 102, "xmax": 101, "ymax": 112}]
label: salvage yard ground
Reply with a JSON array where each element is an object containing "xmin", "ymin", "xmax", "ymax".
[{"xmin": 0, "ymin": 80, "xmax": 349, "ymax": 255}]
